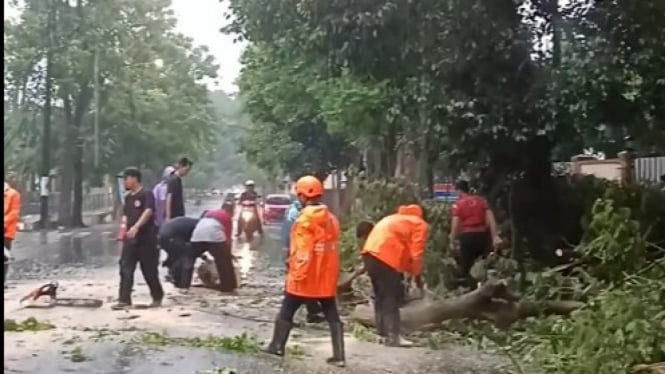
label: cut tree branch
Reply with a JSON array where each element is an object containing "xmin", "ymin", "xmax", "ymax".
[{"xmin": 349, "ymin": 279, "xmax": 584, "ymax": 332}]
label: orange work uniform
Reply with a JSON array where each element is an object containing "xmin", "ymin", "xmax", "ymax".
[
  {"xmin": 286, "ymin": 204, "xmax": 341, "ymax": 298},
  {"xmin": 4, "ymin": 185, "xmax": 21, "ymax": 241},
  {"xmin": 362, "ymin": 204, "xmax": 428, "ymax": 276}
]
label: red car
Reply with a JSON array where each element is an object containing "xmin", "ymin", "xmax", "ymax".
[{"xmin": 262, "ymin": 194, "xmax": 292, "ymax": 224}]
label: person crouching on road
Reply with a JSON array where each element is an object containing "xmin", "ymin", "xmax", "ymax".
[
  {"xmin": 279, "ymin": 186, "xmax": 325, "ymax": 324},
  {"xmin": 157, "ymin": 215, "xmax": 199, "ymax": 287},
  {"xmin": 448, "ymin": 180, "xmax": 501, "ymax": 289},
  {"xmin": 185, "ymin": 204, "xmax": 237, "ymax": 292},
  {"xmin": 265, "ymin": 175, "xmax": 346, "ymax": 367},
  {"xmin": 114, "ymin": 167, "xmax": 164, "ymax": 310},
  {"xmin": 362, "ymin": 204, "xmax": 429, "ymax": 347}
]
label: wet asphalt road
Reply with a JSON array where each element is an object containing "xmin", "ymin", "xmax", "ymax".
[
  {"xmin": 4, "ymin": 198, "xmax": 295, "ymax": 374},
  {"xmin": 4, "ymin": 198, "xmax": 507, "ymax": 374},
  {"xmin": 6, "ymin": 198, "xmax": 284, "ymax": 281}
]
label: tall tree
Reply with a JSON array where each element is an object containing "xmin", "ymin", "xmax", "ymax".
[{"xmin": 4, "ymin": 0, "xmax": 220, "ymax": 226}]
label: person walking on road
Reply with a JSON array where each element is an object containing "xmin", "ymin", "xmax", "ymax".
[
  {"xmin": 448, "ymin": 180, "xmax": 501, "ymax": 289},
  {"xmin": 113, "ymin": 167, "xmax": 164, "ymax": 310},
  {"xmin": 265, "ymin": 176, "xmax": 346, "ymax": 367},
  {"xmin": 280, "ymin": 187, "xmax": 325, "ymax": 323},
  {"xmin": 165, "ymin": 157, "xmax": 192, "ymax": 220},
  {"xmin": 362, "ymin": 204, "xmax": 429, "ymax": 347},
  {"xmin": 153, "ymin": 165, "xmax": 176, "ymax": 228},
  {"xmin": 4, "ymin": 179, "xmax": 21, "ymax": 283}
]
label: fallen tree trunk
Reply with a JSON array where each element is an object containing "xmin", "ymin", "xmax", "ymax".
[{"xmin": 349, "ymin": 279, "xmax": 584, "ymax": 332}]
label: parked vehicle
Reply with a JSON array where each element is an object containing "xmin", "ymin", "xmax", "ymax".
[{"xmin": 262, "ymin": 194, "xmax": 292, "ymax": 224}]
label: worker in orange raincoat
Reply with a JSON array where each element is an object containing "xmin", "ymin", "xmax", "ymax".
[
  {"xmin": 4, "ymin": 180, "xmax": 22, "ymax": 283},
  {"xmin": 264, "ymin": 175, "xmax": 345, "ymax": 367},
  {"xmin": 361, "ymin": 204, "xmax": 428, "ymax": 347}
]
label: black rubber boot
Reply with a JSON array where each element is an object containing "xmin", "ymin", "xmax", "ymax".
[
  {"xmin": 375, "ymin": 310, "xmax": 386, "ymax": 337},
  {"xmin": 382, "ymin": 309, "xmax": 412, "ymax": 347},
  {"xmin": 264, "ymin": 319, "xmax": 292, "ymax": 356},
  {"xmin": 326, "ymin": 321, "xmax": 346, "ymax": 367}
]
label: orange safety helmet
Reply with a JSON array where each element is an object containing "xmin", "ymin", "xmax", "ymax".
[{"xmin": 295, "ymin": 175, "xmax": 324, "ymax": 198}]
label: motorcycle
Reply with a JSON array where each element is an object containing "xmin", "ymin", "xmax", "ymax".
[{"xmin": 238, "ymin": 201, "xmax": 260, "ymax": 244}]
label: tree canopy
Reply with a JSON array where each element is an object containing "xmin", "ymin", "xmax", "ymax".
[
  {"xmin": 226, "ymin": 0, "xmax": 665, "ymax": 184},
  {"xmin": 3, "ymin": 0, "xmax": 248, "ymax": 225}
]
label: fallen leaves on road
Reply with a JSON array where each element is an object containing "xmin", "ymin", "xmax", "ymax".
[
  {"xmin": 138, "ymin": 331, "xmax": 261, "ymax": 354},
  {"xmin": 4, "ymin": 317, "xmax": 55, "ymax": 332}
]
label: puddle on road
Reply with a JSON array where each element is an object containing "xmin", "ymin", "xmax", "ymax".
[
  {"xmin": 57, "ymin": 234, "xmax": 116, "ymax": 266},
  {"xmin": 234, "ymin": 242, "xmax": 256, "ymax": 278},
  {"xmin": 8, "ymin": 230, "xmax": 118, "ymax": 280}
]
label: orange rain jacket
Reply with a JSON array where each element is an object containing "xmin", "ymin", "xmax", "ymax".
[
  {"xmin": 4, "ymin": 185, "xmax": 22, "ymax": 240},
  {"xmin": 361, "ymin": 204, "xmax": 429, "ymax": 276},
  {"xmin": 286, "ymin": 204, "xmax": 341, "ymax": 298}
]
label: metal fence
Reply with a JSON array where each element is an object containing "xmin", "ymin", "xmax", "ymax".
[
  {"xmin": 634, "ymin": 156, "xmax": 665, "ymax": 184},
  {"xmin": 21, "ymin": 190, "xmax": 114, "ymax": 216}
]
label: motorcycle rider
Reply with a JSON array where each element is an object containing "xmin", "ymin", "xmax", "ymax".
[
  {"xmin": 264, "ymin": 175, "xmax": 345, "ymax": 367},
  {"xmin": 280, "ymin": 184, "xmax": 325, "ymax": 324},
  {"xmin": 235, "ymin": 180, "xmax": 263, "ymax": 238}
]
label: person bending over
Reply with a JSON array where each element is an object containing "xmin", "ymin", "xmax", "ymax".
[
  {"xmin": 181, "ymin": 206, "xmax": 236, "ymax": 292},
  {"xmin": 157, "ymin": 216, "xmax": 198, "ymax": 287},
  {"xmin": 361, "ymin": 204, "xmax": 428, "ymax": 347}
]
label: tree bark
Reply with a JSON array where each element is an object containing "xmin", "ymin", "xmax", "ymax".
[
  {"xmin": 70, "ymin": 88, "xmax": 91, "ymax": 228},
  {"xmin": 58, "ymin": 95, "xmax": 75, "ymax": 226},
  {"xmin": 348, "ymin": 279, "xmax": 584, "ymax": 332}
]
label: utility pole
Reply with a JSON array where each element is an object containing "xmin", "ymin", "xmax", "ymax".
[{"xmin": 40, "ymin": 0, "xmax": 55, "ymax": 229}]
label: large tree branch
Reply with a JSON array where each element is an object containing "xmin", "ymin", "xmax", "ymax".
[{"xmin": 349, "ymin": 279, "xmax": 584, "ymax": 332}]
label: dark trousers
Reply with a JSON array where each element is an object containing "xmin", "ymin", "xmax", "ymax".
[
  {"xmin": 118, "ymin": 239, "xmax": 164, "ymax": 304},
  {"xmin": 458, "ymin": 231, "xmax": 491, "ymax": 287},
  {"xmin": 363, "ymin": 254, "xmax": 402, "ymax": 337},
  {"xmin": 4, "ymin": 237, "xmax": 12, "ymax": 283},
  {"xmin": 181, "ymin": 242, "xmax": 237, "ymax": 291},
  {"xmin": 159, "ymin": 236, "xmax": 188, "ymax": 280},
  {"xmin": 278, "ymin": 293, "xmax": 340, "ymax": 324}
]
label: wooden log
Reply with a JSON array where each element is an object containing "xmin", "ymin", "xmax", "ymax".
[{"xmin": 349, "ymin": 279, "xmax": 584, "ymax": 332}]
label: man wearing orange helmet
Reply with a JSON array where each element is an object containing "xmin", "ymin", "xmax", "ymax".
[
  {"xmin": 362, "ymin": 204, "xmax": 429, "ymax": 347},
  {"xmin": 264, "ymin": 175, "xmax": 345, "ymax": 367}
]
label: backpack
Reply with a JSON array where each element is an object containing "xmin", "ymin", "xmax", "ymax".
[{"xmin": 152, "ymin": 178, "xmax": 170, "ymax": 227}]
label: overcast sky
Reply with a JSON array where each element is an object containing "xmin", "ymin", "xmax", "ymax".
[
  {"xmin": 170, "ymin": 0, "xmax": 245, "ymax": 93},
  {"xmin": 3, "ymin": 0, "xmax": 246, "ymax": 93}
]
